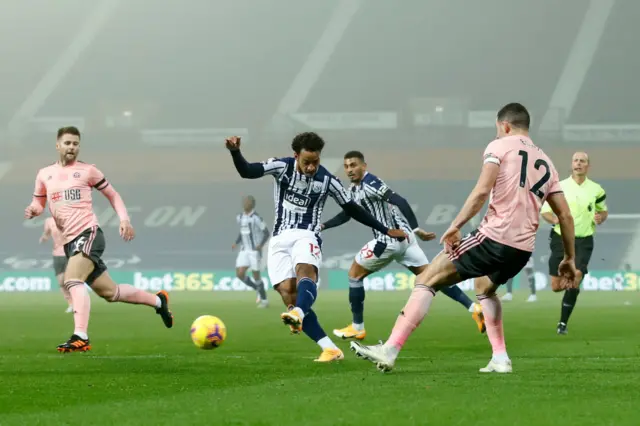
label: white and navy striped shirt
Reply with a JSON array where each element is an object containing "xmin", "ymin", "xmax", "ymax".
[
  {"xmin": 236, "ymin": 211, "xmax": 269, "ymax": 251},
  {"xmin": 261, "ymin": 157, "xmax": 351, "ymax": 237},
  {"xmin": 350, "ymin": 172, "xmax": 412, "ymax": 244}
]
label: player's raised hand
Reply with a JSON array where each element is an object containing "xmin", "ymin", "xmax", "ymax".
[
  {"xmin": 119, "ymin": 220, "xmax": 135, "ymax": 242},
  {"xmin": 387, "ymin": 228, "xmax": 408, "ymax": 241},
  {"xmin": 557, "ymin": 258, "xmax": 578, "ymax": 289},
  {"xmin": 225, "ymin": 136, "xmax": 241, "ymax": 151},
  {"xmin": 24, "ymin": 205, "xmax": 43, "ymax": 219},
  {"xmin": 440, "ymin": 225, "xmax": 461, "ymax": 253},
  {"xmin": 414, "ymin": 228, "xmax": 436, "ymax": 241}
]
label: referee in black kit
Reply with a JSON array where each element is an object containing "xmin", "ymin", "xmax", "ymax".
[{"xmin": 540, "ymin": 152, "xmax": 608, "ymax": 335}]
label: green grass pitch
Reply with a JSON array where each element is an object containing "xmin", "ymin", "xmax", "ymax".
[{"xmin": 0, "ymin": 290, "xmax": 638, "ymax": 425}]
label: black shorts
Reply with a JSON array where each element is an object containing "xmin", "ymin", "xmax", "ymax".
[
  {"xmin": 64, "ymin": 226, "xmax": 107, "ymax": 285},
  {"xmin": 53, "ymin": 256, "xmax": 68, "ymax": 276},
  {"xmin": 450, "ymin": 230, "xmax": 532, "ymax": 285},
  {"xmin": 548, "ymin": 231, "xmax": 593, "ymax": 275}
]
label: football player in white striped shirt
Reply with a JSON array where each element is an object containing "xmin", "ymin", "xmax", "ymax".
[
  {"xmin": 232, "ymin": 195, "xmax": 270, "ymax": 308},
  {"xmin": 321, "ymin": 151, "xmax": 485, "ymax": 340},
  {"xmin": 226, "ymin": 133, "xmax": 407, "ymax": 362}
]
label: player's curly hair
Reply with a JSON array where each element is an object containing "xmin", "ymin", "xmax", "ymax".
[{"xmin": 291, "ymin": 132, "xmax": 325, "ymax": 154}]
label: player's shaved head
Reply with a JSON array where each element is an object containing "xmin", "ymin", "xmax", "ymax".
[
  {"xmin": 243, "ymin": 195, "xmax": 255, "ymax": 211},
  {"xmin": 571, "ymin": 151, "xmax": 590, "ymax": 178},
  {"xmin": 496, "ymin": 103, "xmax": 530, "ymax": 130},
  {"xmin": 573, "ymin": 151, "xmax": 589, "ymax": 164}
]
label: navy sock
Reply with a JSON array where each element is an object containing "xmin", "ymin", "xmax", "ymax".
[
  {"xmin": 527, "ymin": 271, "xmax": 536, "ymax": 295},
  {"xmin": 254, "ymin": 279, "xmax": 267, "ymax": 300},
  {"xmin": 348, "ymin": 278, "xmax": 365, "ymax": 324},
  {"xmin": 505, "ymin": 278, "xmax": 513, "ymax": 293},
  {"xmin": 441, "ymin": 284, "xmax": 474, "ymax": 310},
  {"xmin": 296, "ymin": 277, "xmax": 317, "ymax": 314},
  {"xmin": 240, "ymin": 277, "xmax": 257, "ymax": 290},
  {"xmin": 302, "ymin": 309, "xmax": 327, "ymax": 342}
]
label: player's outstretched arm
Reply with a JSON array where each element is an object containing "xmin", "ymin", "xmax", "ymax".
[
  {"xmin": 225, "ymin": 136, "xmax": 274, "ymax": 179},
  {"xmin": 321, "ymin": 211, "xmax": 351, "ymax": 231},
  {"xmin": 341, "ymin": 201, "xmax": 408, "ymax": 240}
]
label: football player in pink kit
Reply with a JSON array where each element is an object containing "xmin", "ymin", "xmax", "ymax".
[
  {"xmin": 40, "ymin": 217, "xmax": 74, "ymax": 313},
  {"xmin": 24, "ymin": 127, "xmax": 174, "ymax": 353},
  {"xmin": 351, "ymin": 103, "xmax": 578, "ymax": 373}
]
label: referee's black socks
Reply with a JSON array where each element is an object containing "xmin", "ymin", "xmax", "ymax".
[{"xmin": 560, "ymin": 288, "xmax": 580, "ymax": 324}]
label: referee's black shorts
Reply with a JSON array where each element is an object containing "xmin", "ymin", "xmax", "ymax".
[{"xmin": 548, "ymin": 230, "xmax": 594, "ymax": 276}]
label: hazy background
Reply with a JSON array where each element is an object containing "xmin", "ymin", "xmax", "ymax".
[{"xmin": 1, "ymin": 0, "xmax": 638, "ymax": 274}]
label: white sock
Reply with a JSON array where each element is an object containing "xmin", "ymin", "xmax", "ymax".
[
  {"xmin": 492, "ymin": 352, "xmax": 510, "ymax": 363},
  {"xmin": 155, "ymin": 296, "xmax": 162, "ymax": 309},
  {"xmin": 352, "ymin": 322, "xmax": 365, "ymax": 331},
  {"xmin": 292, "ymin": 307, "xmax": 305, "ymax": 321},
  {"xmin": 467, "ymin": 304, "xmax": 476, "ymax": 313},
  {"xmin": 317, "ymin": 336, "xmax": 338, "ymax": 351},
  {"xmin": 74, "ymin": 331, "xmax": 89, "ymax": 340}
]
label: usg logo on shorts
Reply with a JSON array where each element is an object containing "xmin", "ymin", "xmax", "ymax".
[{"xmin": 284, "ymin": 191, "xmax": 310, "ymax": 208}]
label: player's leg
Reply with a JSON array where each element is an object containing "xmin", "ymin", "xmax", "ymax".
[
  {"xmin": 502, "ymin": 278, "xmax": 513, "ymax": 301},
  {"xmin": 350, "ymin": 249, "xmax": 462, "ymax": 371},
  {"xmin": 401, "ymin": 237, "xmax": 485, "ymax": 333},
  {"xmin": 267, "ymin": 235, "xmax": 299, "ymax": 332},
  {"xmin": 281, "ymin": 234, "xmax": 343, "ymax": 362},
  {"xmin": 59, "ymin": 250, "xmax": 94, "ymax": 352},
  {"xmin": 236, "ymin": 252, "xmax": 258, "ymax": 291},
  {"xmin": 548, "ymin": 232, "xmax": 574, "ymax": 334},
  {"xmin": 334, "ymin": 240, "xmax": 393, "ymax": 340},
  {"xmin": 249, "ymin": 251, "xmax": 268, "ymax": 307},
  {"xmin": 524, "ymin": 267, "xmax": 537, "ymax": 302},
  {"xmin": 557, "ymin": 237, "xmax": 592, "ymax": 334},
  {"xmin": 475, "ymin": 275, "xmax": 512, "ymax": 373},
  {"xmin": 54, "ymin": 256, "xmax": 73, "ymax": 312}
]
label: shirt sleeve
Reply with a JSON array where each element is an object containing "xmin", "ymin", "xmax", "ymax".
[
  {"xmin": 88, "ymin": 165, "xmax": 109, "ymax": 190},
  {"xmin": 482, "ymin": 140, "xmax": 507, "ymax": 166},
  {"xmin": 362, "ymin": 178, "xmax": 391, "ymax": 200},
  {"xmin": 261, "ymin": 158, "xmax": 288, "ymax": 178},
  {"xmin": 33, "ymin": 171, "xmax": 46, "ymax": 198},
  {"xmin": 595, "ymin": 185, "xmax": 608, "ymax": 212},
  {"xmin": 327, "ymin": 175, "xmax": 351, "ymax": 206},
  {"xmin": 256, "ymin": 216, "xmax": 268, "ymax": 231}
]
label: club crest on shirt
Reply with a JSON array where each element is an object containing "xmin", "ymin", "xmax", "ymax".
[
  {"xmin": 311, "ymin": 181, "xmax": 323, "ymax": 193},
  {"xmin": 73, "ymin": 172, "xmax": 81, "ymax": 178}
]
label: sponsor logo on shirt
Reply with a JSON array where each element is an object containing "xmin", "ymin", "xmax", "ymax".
[
  {"xmin": 51, "ymin": 189, "xmax": 81, "ymax": 203},
  {"xmin": 284, "ymin": 190, "xmax": 310, "ymax": 208}
]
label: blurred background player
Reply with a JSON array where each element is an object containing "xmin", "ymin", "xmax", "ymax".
[
  {"xmin": 541, "ymin": 151, "xmax": 608, "ymax": 335},
  {"xmin": 226, "ymin": 133, "xmax": 407, "ymax": 362},
  {"xmin": 40, "ymin": 217, "xmax": 73, "ymax": 313},
  {"xmin": 321, "ymin": 150, "xmax": 485, "ymax": 340},
  {"xmin": 24, "ymin": 126, "xmax": 174, "ymax": 352},
  {"xmin": 351, "ymin": 103, "xmax": 578, "ymax": 373},
  {"xmin": 502, "ymin": 257, "xmax": 536, "ymax": 302},
  {"xmin": 232, "ymin": 195, "xmax": 269, "ymax": 308}
]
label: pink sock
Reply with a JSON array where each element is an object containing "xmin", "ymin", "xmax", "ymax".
[
  {"xmin": 479, "ymin": 294, "xmax": 507, "ymax": 355},
  {"xmin": 67, "ymin": 281, "xmax": 90, "ymax": 336},
  {"xmin": 60, "ymin": 285, "xmax": 73, "ymax": 305},
  {"xmin": 111, "ymin": 284, "xmax": 158, "ymax": 307},
  {"xmin": 385, "ymin": 285, "xmax": 436, "ymax": 351}
]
